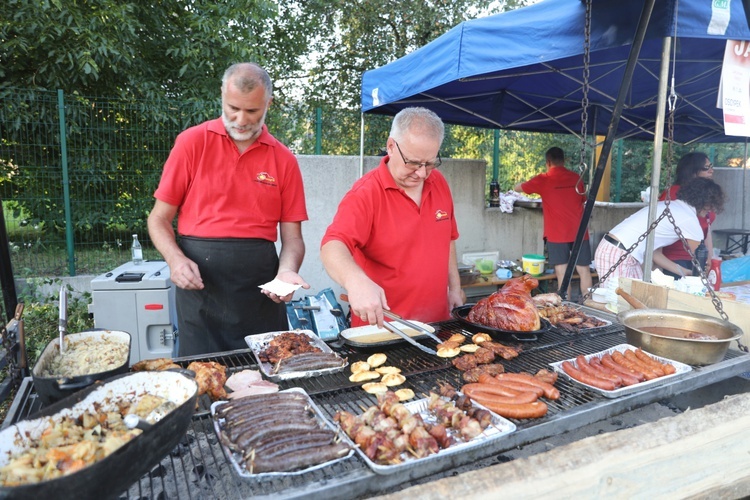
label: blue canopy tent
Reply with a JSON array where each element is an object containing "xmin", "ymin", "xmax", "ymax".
[
  {"xmin": 360, "ymin": 0, "xmax": 750, "ymax": 295},
  {"xmin": 361, "ymin": 0, "xmax": 750, "ymax": 145}
]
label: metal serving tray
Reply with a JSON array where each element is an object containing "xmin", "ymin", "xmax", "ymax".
[
  {"xmin": 549, "ymin": 343, "xmax": 692, "ymax": 399},
  {"xmin": 339, "ymin": 395, "xmax": 516, "ymax": 475},
  {"xmin": 211, "ymin": 387, "xmax": 354, "ymax": 479},
  {"xmin": 245, "ymin": 329, "xmax": 348, "ymax": 381}
]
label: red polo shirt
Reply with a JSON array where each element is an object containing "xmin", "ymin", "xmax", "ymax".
[
  {"xmin": 154, "ymin": 119, "xmax": 308, "ymax": 240},
  {"xmin": 521, "ymin": 166, "xmax": 588, "ymax": 243},
  {"xmin": 322, "ymin": 157, "xmax": 459, "ymax": 325}
]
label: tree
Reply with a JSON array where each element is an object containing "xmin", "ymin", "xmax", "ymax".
[
  {"xmin": 0, "ymin": 0, "xmax": 329, "ymax": 242},
  {"xmin": 290, "ymin": 0, "xmax": 535, "ymax": 155}
]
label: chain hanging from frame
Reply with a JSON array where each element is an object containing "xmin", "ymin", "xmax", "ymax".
[
  {"xmin": 584, "ymin": 6, "xmax": 747, "ymax": 352},
  {"xmin": 576, "ymin": 0, "xmax": 593, "ymax": 196}
]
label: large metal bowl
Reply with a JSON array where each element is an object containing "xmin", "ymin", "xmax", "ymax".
[
  {"xmin": 617, "ymin": 309, "xmax": 743, "ymax": 366},
  {"xmin": 32, "ymin": 329, "xmax": 132, "ymax": 406}
]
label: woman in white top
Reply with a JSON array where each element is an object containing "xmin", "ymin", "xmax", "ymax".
[{"xmin": 595, "ymin": 177, "xmax": 724, "ymax": 283}]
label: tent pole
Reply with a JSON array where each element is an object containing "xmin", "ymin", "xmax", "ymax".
[
  {"xmin": 744, "ymin": 138, "xmax": 748, "ymax": 230},
  {"xmin": 560, "ymin": 0, "xmax": 656, "ymax": 298},
  {"xmin": 0, "ymin": 197, "xmax": 18, "ymax": 321},
  {"xmin": 359, "ymin": 113, "xmax": 365, "ymax": 178},
  {"xmin": 642, "ymin": 36, "xmax": 673, "ymax": 282}
]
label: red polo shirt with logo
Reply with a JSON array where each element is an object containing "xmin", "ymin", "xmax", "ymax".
[
  {"xmin": 154, "ymin": 119, "xmax": 308, "ymax": 240},
  {"xmin": 322, "ymin": 156, "xmax": 459, "ymax": 325},
  {"xmin": 520, "ymin": 166, "xmax": 588, "ymax": 243}
]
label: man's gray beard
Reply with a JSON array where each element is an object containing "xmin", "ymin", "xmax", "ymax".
[{"xmin": 222, "ymin": 113, "xmax": 265, "ymax": 142}]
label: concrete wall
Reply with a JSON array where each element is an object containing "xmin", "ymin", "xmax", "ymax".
[{"xmin": 19, "ymin": 158, "xmax": 745, "ymax": 305}]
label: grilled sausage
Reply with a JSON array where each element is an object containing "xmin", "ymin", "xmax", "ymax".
[
  {"xmin": 493, "ymin": 372, "xmax": 560, "ymax": 400},
  {"xmin": 478, "ymin": 400, "xmax": 548, "ymax": 419},
  {"xmin": 634, "ymin": 348, "xmax": 676, "ymax": 375},
  {"xmin": 247, "ymin": 442, "xmax": 351, "ymax": 473},
  {"xmin": 462, "ymin": 382, "xmax": 539, "ymax": 404},
  {"xmin": 600, "ymin": 353, "xmax": 645, "ymax": 382},
  {"xmin": 612, "ymin": 351, "xmax": 656, "ymax": 380},
  {"xmin": 561, "ymin": 360, "xmax": 618, "ymax": 391},
  {"xmin": 624, "ymin": 349, "xmax": 663, "ymax": 377},
  {"xmin": 249, "ymin": 431, "xmax": 338, "ymax": 459},
  {"xmin": 598, "ymin": 355, "xmax": 641, "ymax": 386},
  {"xmin": 216, "ymin": 392, "xmax": 307, "ymax": 416},
  {"xmin": 611, "ymin": 351, "xmax": 655, "ymax": 380},
  {"xmin": 582, "ymin": 356, "xmax": 624, "ymax": 386}
]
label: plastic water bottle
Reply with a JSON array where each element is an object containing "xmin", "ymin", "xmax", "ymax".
[
  {"xmin": 695, "ymin": 242, "xmax": 709, "ymax": 272},
  {"xmin": 131, "ymin": 234, "xmax": 144, "ymax": 265}
]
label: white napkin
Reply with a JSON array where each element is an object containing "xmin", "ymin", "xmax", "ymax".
[{"xmin": 259, "ymin": 278, "xmax": 302, "ymax": 297}]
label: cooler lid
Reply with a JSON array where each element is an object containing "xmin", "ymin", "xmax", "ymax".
[{"xmin": 90, "ymin": 260, "xmax": 172, "ymax": 290}]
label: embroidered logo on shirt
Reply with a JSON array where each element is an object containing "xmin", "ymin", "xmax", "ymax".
[
  {"xmin": 256, "ymin": 172, "xmax": 277, "ymax": 186},
  {"xmin": 435, "ymin": 210, "xmax": 449, "ymax": 221}
]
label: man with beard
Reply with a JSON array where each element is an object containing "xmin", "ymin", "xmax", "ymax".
[{"xmin": 148, "ymin": 63, "xmax": 309, "ymax": 356}]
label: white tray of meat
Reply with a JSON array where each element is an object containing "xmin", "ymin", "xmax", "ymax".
[
  {"xmin": 211, "ymin": 388, "xmax": 354, "ymax": 478},
  {"xmin": 549, "ymin": 344, "xmax": 692, "ymax": 399},
  {"xmin": 246, "ymin": 329, "xmax": 348, "ymax": 381},
  {"xmin": 335, "ymin": 392, "xmax": 515, "ymax": 475}
]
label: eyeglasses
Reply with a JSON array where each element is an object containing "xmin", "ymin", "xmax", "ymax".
[
  {"xmin": 701, "ymin": 163, "xmax": 714, "ymax": 171},
  {"xmin": 393, "ymin": 141, "xmax": 441, "ymax": 172}
]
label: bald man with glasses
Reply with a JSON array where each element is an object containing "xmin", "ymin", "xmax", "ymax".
[{"xmin": 321, "ymin": 107, "xmax": 464, "ymax": 328}]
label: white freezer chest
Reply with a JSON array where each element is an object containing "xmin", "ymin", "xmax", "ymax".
[{"xmin": 88, "ymin": 260, "xmax": 176, "ymax": 364}]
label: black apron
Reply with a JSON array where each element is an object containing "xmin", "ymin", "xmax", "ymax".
[{"xmin": 176, "ymin": 237, "xmax": 287, "ymax": 356}]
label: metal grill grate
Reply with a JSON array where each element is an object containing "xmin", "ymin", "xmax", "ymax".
[{"xmin": 4, "ymin": 312, "xmax": 749, "ymax": 499}]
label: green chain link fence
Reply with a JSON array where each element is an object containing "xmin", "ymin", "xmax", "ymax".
[{"xmin": 1, "ymin": 89, "xmax": 377, "ymax": 280}]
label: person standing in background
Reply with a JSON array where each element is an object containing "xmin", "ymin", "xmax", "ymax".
[
  {"xmin": 595, "ymin": 177, "xmax": 724, "ymax": 282},
  {"xmin": 658, "ymin": 152, "xmax": 716, "ymax": 278},
  {"xmin": 321, "ymin": 107, "xmax": 464, "ymax": 328},
  {"xmin": 514, "ymin": 147, "xmax": 593, "ymax": 300},
  {"xmin": 148, "ymin": 62, "xmax": 309, "ymax": 356}
]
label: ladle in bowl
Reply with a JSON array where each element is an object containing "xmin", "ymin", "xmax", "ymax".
[{"xmin": 615, "ymin": 287, "xmax": 648, "ymax": 310}]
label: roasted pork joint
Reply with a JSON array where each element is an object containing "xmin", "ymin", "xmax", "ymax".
[{"xmin": 467, "ymin": 275, "xmax": 541, "ymax": 331}]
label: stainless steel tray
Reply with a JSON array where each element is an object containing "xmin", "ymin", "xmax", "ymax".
[
  {"xmin": 549, "ymin": 343, "xmax": 692, "ymax": 399},
  {"xmin": 211, "ymin": 387, "xmax": 354, "ymax": 478},
  {"xmin": 245, "ymin": 329, "xmax": 348, "ymax": 381},
  {"xmin": 339, "ymin": 395, "xmax": 516, "ymax": 475},
  {"xmin": 340, "ymin": 321, "xmax": 436, "ymax": 348}
]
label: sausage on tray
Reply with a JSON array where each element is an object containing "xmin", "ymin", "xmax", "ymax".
[
  {"xmin": 561, "ymin": 360, "xmax": 618, "ymax": 391},
  {"xmin": 479, "ymin": 400, "xmax": 548, "ymax": 419},
  {"xmin": 493, "ymin": 372, "xmax": 560, "ymax": 400},
  {"xmin": 600, "ymin": 353, "xmax": 645, "ymax": 383},
  {"xmin": 635, "ymin": 348, "xmax": 676, "ymax": 375},
  {"xmin": 578, "ymin": 355, "xmax": 623, "ymax": 386}
]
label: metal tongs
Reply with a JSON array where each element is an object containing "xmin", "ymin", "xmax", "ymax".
[
  {"xmin": 382, "ymin": 310, "xmax": 441, "ymax": 343},
  {"xmin": 340, "ymin": 294, "xmax": 439, "ymax": 355},
  {"xmin": 58, "ymin": 284, "xmax": 67, "ymax": 354}
]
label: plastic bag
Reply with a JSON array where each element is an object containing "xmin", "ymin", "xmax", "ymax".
[{"xmin": 721, "ymin": 255, "xmax": 750, "ymax": 284}]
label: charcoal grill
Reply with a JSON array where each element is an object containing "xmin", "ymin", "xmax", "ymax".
[{"xmin": 4, "ymin": 305, "xmax": 750, "ymax": 499}]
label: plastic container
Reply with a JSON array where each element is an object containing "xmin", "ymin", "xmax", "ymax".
[
  {"xmin": 475, "ymin": 259, "xmax": 497, "ymax": 275},
  {"xmin": 708, "ymin": 257, "xmax": 722, "ymax": 291},
  {"xmin": 522, "ymin": 254, "xmax": 546, "ymax": 276}
]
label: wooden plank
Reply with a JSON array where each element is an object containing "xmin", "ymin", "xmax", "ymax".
[
  {"xmin": 374, "ymin": 392, "xmax": 750, "ymax": 499},
  {"xmin": 630, "ymin": 279, "xmax": 668, "ymax": 308}
]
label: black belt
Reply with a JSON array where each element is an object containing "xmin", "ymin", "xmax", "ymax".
[{"xmin": 604, "ymin": 233, "xmax": 627, "ymax": 251}]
